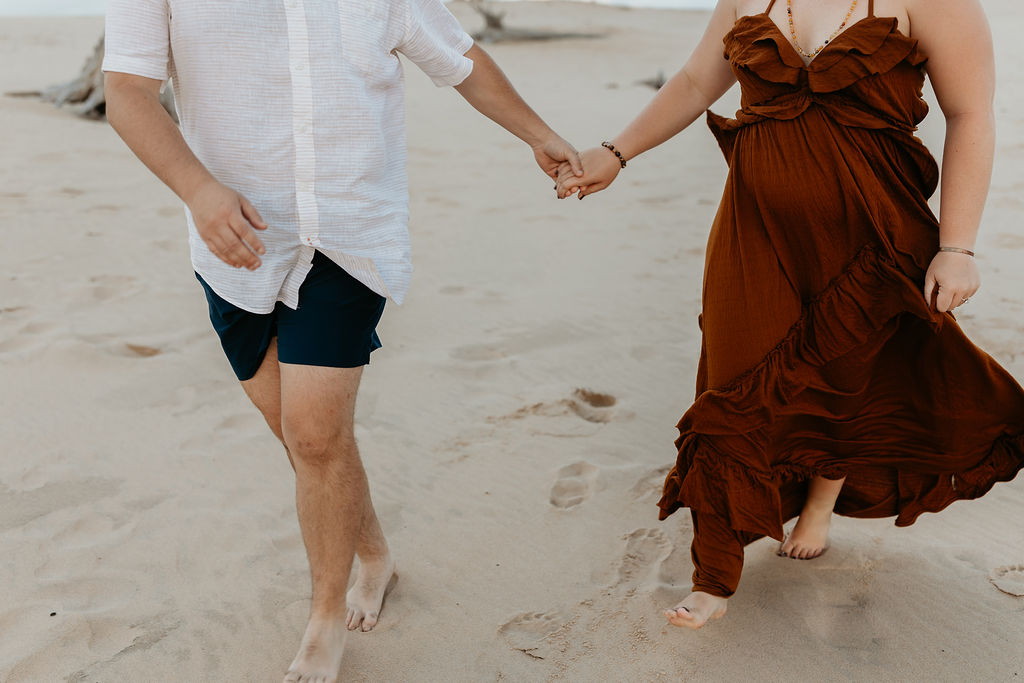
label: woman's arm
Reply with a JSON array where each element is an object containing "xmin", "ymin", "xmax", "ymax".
[
  {"xmin": 910, "ymin": 0, "xmax": 995, "ymax": 312},
  {"xmin": 556, "ymin": 0, "xmax": 740, "ymax": 198}
]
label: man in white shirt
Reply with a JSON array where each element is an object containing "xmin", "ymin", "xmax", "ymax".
[{"xmin": 102, "ymin": 1, "xmax": 583, "ymax": 680}]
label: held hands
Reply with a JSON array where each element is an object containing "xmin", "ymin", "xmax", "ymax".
[
  {"xmin": 923, "ymin": 250, "xmax": 980, "ymax": 313},
  {"xmin": 554, "ymin": 146, "xmax": 622, "ymax": 199},
  {"xmin": 187, "ymin": 179, "xmax": 268, "ymax": 270},
  {"xmin": 533, "ymin": 133, "xmax": 584, "ymax": 181}
]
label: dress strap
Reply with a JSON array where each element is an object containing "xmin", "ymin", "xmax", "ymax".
[
  {"xmin": 867, "ymin": 0, "xmax": 874, "ymax": 16},
  {"xmin": 765, "ymin": 0, "xmax": 777, "ymax": 14}
]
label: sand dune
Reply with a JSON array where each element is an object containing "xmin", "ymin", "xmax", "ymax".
[{"xmin": 1, "ymin": 2, "xmax": 1022, "ymax": 681}]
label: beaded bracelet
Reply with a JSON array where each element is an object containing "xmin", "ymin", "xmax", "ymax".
[
  {"xmin": 601, "ymin": 141, "xmax": 627, "ymax": 169},
  {"xmin": 939, "ymin": 246, "xmax": 975, "ymax": 257}
]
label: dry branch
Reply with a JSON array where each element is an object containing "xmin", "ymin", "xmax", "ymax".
[
  {"xmin": 467, "ymin": 0, "xmax": 602, "ymax": 44},
  {"xmin": 5, "ymin": 36, "xmax": 177, "ymax": 122}
]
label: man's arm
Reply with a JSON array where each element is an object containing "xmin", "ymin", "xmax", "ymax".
[
  {"xmin": 453, "ymin": 44, "xmax": 582, "ymax": 180},
  {"xmin": 104, "ymin": 72, "xmax": 267, "ymax": 270}
]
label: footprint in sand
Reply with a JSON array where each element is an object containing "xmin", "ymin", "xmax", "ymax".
[
  {"xmin": 123, "ymin": 343, "xmax": 162, "ymax": 358},
  {"xmin": 450, "ymin": 343, "xmax": 506, "ymax": 361},
  {"xmin": 498, "ymin": 611, "xmax": 563, "ymax": 660},
  {"xmin": 0, "ymin": 320, "xmax": 57, "ymax": 353},
  {"xmin": 549, "ymin": 461, "xmax": 600, "ymax": 509},
  {"xmin": 87, "ymin": 274, "xmax": 140, "ymax": 302},
  {"xmin": 629, "ymin": 465, "xmax": 672, "ymax": 498},
  {"xmin": 989, "ymin": 565, "xmax": 1024, "ymax": 597},
  {"xmin": 567, "ymin": 388, "xmax": 616, "ymax": 423},
  {"xmin": 80, "ymin": 337, "xmax": 164, "ymax": 358},
  {"xmin": 615, "ymin": 528, "xmax": 673, "ymax": 588}
]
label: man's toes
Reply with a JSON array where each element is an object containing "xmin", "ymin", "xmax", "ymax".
[
  {"xmin": 283, "ymin": 673, "xmax": 300, "ymax": 683},
  {"xmin": 361, "ymin": 612, "xmax": 379, "ymax": 632},
  {"xmin": 347, "ymin": 611, "xmax": 363, "ymax": 631}
]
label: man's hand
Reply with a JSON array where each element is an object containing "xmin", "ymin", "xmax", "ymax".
[
  {"xmin": 187, "ymin": 180, "xmax": 268, "ymax": 270},
  {"xmin": 555, "ymin": 146, "xmax": 623, "ymax": 199},
  {"xmin": 105, "ymin": 72, "xmax": 267, "ymax": 270},
  {"xmin": 453, "ymin": 45, "xmax": 583, "ymax": 185},
  {"xmin": 533, "ymin": 134, "xmax": 583, "ymax": 181}
]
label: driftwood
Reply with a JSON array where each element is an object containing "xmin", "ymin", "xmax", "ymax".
[
  {"xmin": 468, "ymin": 0, "xmax": 602, "ymax": 44},
  {"xmin": 636, "ymin": 69, "xmax": 667, "ymax": 90},
  {"xmin": 5, "ymin": 36, "xmax": 177, "ymax": 122}
]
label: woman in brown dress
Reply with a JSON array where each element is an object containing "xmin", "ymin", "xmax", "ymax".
[{"xmin": 556, "ymin": 0, "xmax": 1024, "ymax": 629}]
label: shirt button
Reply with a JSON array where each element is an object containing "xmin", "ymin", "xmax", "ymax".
[{"xmin": 294, "ymin": 62, "xmax": 306, "ymax": 72}]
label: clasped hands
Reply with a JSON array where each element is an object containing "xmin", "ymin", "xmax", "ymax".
[{"xmin": 553, "ymin": 145, "xmax": 624, "ymax": 200}]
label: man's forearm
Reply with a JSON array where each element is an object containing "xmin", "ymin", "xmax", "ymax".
[
  {"xmin": 105, "ymin": 76, "xmax": 215, "ymax": 203},
  {"xmin": 453, "ymin": 44, "xmax": 554, "ymax": 148}
]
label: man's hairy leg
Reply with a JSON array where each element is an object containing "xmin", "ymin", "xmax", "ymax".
[{"xmin": 275, "ymin": 363, "xmax": 391, "ymax": 683}]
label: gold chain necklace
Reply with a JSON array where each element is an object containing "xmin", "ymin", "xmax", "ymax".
[{"xmin": 786, "ymin": 0, "xmax": 860, "ymax": 60}]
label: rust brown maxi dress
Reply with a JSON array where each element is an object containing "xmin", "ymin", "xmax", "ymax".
[{"xmin": 656, "ymin": 0, "xmax": 1024, "ymax": 599}]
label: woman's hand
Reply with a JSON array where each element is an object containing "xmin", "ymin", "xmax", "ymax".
[
  {"xmin": 923, "ymin": 251, "xmax": 980, "ymax": 312},
  {"xmin": 554, "ymin": 146, "xmax": 622, "ymax": 199}
]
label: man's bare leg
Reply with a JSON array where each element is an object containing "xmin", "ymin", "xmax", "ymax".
[
  {"xmin": 778, "ymin": 476, "xmax": 846, "ymax": 560},
  {"xmin": 241, "ymin": 341, "xmax": 396, "ymax": 628},
  {"xmin": 239, "ymin": 349, "xmax": 394, "ymax": 681},
  {"xmin": 276, "ymin": 362, "xmax": 391, "ymax": 683}
]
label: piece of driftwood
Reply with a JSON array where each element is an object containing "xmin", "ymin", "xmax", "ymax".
[
  {"xmin": 5, "ymin": 35, "xmax": 178, "ymax": 122},
  {"xmin": 468, "ymin": 0, "xmax": 602, "ymax": 44},
  {"xmin": 636, "ymin": 69, "xmax": 667, "ymax": 90}
]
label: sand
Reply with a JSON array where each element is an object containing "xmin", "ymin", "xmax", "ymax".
[{"xmin": 1, "ymin": 2, "xmax": 1022, "ymax": 681}]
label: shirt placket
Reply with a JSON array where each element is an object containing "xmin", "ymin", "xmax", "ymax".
[{"xmin": 283, "ymin": 0, "xmax": 320, "ymax": 250}]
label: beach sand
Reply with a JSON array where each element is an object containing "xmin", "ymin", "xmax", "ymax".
[{"xmin": 1, "ymin": 2, "xmax": 1022, "ymax": 680}]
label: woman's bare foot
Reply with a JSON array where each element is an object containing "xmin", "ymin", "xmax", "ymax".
[
  {"xmin": 283, "ymin": 613, "xmax": 348, "ymax": 683},
  {"xmin": 778, "ymin": 475, "xmax": 846, "ymax": 560},
  {"xmin": 346, "ymin": 555, "xmax": 397, "ymax": 632},
  {"xmin": 663, "ymin": 591, "xmax": 728, "ymax": 630}
]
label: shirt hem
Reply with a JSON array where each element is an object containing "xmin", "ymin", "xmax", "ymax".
[{"xmin": 101, "ymin": 56, "xmax": 169, "ymax": 82}]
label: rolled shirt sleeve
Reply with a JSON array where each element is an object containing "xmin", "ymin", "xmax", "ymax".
[
  {"xmin": 102, "ymin": 0, "xmax": 171, "ymax": 81},
  {"xmin": 397, "ymin": 0, "xmax": 475, "ymax": 87}
]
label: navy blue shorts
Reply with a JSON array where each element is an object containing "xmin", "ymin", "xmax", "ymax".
[{"xmin": 196, "ymin": 251, "xmax": 385, "ymax": 381}]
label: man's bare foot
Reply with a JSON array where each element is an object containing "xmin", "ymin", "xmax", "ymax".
[
  {"xmin": 283, "ymin": 614, "xmax": 348, "ymax": 683},
  {"xmin": 663, "ymin": 591, "xmax": 728, "ymax": 630},
  {"xmin": 346, "ymin": 556, "xmax": 397, "ymax": 632}
]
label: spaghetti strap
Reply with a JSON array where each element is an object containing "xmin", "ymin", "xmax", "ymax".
[
  {"xmin": 765, "ymin": 0, "xmax": 777, "ymax": 14},
  {"xmin": 867, "ymin": 0, "xmax": 874, "ymax": 16}
]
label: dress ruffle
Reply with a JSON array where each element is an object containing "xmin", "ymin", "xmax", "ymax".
[
  {"xmin": 725, "ymin": 16, "xmax": 926, "ymax": 93},
  {"xmin": 657, "ymin": 248, "xmax": 927, "ymax": 537},
  {"xmin": 658, "ymin": 242, "xmax": 1024, "ymax": 538}
]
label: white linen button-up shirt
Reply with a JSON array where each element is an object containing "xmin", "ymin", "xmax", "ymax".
[{"xmin": 103, "ymin": 0, "xmax": 475, "ymax": 311}]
